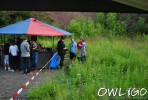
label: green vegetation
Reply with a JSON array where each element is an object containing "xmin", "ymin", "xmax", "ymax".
[
  {"xmin": 0, "ymin": 12, "xmax": 147, "ymax": 38},
  {"xmin": 28, "ymin": 35, "xmax": 148, "ymax": 100},
  {"xmin": 67, "ymin": 13, "xmax": 147, "ymax": 37},
  {"xmin": 67, "ymin": 17, "xmax": 96, "ymax": 37},
  {"xmin": 0, "ymin": 11, "xmax": 54, "ymax": 27},
  {"xmin": 135, "ymin": 17, "xmax": 148, "ymax": 34}
]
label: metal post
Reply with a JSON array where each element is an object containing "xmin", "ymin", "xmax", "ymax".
[{"xmin": 53, "ymin": 36, "xmax": 54, "ymax": 50}]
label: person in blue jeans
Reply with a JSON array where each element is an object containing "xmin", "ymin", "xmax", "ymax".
[{"xmin": 31, "ymin": 40, "xmax": 38, "ymax": 70}]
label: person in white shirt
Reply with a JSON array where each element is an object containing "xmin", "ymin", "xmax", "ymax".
[{"xmin": 9, "ymin": 40, "xmax": 19, "ymax": 71}]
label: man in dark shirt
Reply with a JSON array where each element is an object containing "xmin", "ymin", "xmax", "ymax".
[
  {"xmin": 57, "ymin": 36, "xmax": 67, "ymax": 68},
  {"xmin": 16, "ymin": 37, "xmax": 22, "ymax": 70}
]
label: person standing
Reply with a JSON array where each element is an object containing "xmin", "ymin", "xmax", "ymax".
[
  {"xmin": 77, "ymin": 38, "xmax": 82, "ymax": 61},
  {"xmin": 70, "ymin": 38, "xmax": 77, "ymax": 64},
  {"xmin": 31, "ymin": 40, "xmax": 38, "ymax": 70},
  {"xmin": 57, "ymin": 36, "xmax": 67, "ymax": 68},
  {"xmin": 81, "ymin": 39, "xmax": 86, "ymax": 64},
  {"xmin": 9, "ymin": 40, "xmax": 19, "ymax": 71},
  {"xmin": 20, "ymin": 38, "xmax": 30, "ymax": 74},
  {"xmin": 16, "ymin": 37, "xmax": 22, "ymax": 70},
  {"xmin": 4, "ymin": 42, "xmax": 11, "ymax": 70}
]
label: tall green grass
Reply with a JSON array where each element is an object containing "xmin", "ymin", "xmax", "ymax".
[
  {"xmin": 28, "ymin": 36, "xmax": 148, "ymax": 100},
  {"xmin": 37, "ymin": 37, "xmax": 72, "ymax": 51}
]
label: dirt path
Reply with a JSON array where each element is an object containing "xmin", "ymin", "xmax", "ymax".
[{"xmin": 0, "ymin": 68, "xmax": 60, "ymax": 100}]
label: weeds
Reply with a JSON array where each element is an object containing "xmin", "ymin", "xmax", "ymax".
[{"xmin": 28, "ymin": 36, "xmax": 148, "ymax": 100}]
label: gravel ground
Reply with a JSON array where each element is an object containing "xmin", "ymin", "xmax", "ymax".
[{"xmin": 0, "ymin": 68, "xmax": 60, "ymax": 100}]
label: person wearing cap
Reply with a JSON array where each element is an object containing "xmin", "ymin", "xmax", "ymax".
[{"xmin": 57, "ymin": 36, "xmax": 67, "ymax": 68}]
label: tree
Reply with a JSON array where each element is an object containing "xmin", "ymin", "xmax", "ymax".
[{"xmin": 0, "ymin": 11, "xmax": 11, "ymax": 27}]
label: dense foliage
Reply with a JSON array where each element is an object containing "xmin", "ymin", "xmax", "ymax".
[
  {"xmin": 67, "ymin": 13, "xmax": 147, "ymax": 37},
  {"xmin": 0, "ymin": 11, "xmax": 54, "ymax": 27},
  {"xmin": 67, "ymin": 18, "xmax": 96, "ymax": 37},
  {"xmin": 0, "ymin": 11, "xmax": 147, "ymax": 37},
  {"xmin": 135, "ymin": 17, "xmax": 148, "ymax": 34}
]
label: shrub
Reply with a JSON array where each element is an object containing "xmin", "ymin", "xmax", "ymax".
[
  {"xmin": 67, "ymin": 18, "xmax": 96, "ymax": 37},
  {"xmin": 106, "ymin": 13, "xmax": 117, "ymax": 30},
  {"xmin": 96, "ymin": 13, "xmax": 105, "ymax": 25},
  {"xmin": 135, "ymin": 17, "xmax": 147, "ymax": 34},
  {"xmin": 95, "ymin": 22, "xmax": 104, "ymax": 34},
  {"xmin": 115, "ymin": 21, "xmax": 127, "ymax": 35}
]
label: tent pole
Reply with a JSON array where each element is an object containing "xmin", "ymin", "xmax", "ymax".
[
  {"xmin": 52, "ymin": 36, "xmax": 54, "ymax": 51},
  {"xmin": 4, "ymin": 35, "xmax": 5, "ymax": 45},
  {"xmin": 2, "ymin": 35, "xmax": 4, "ymax": 45},
  {"xmin": 0, "ymin": 35, "xmax": 1, "ymax": 44},
  {"xmin": 0, "ymin": 35, "xmax": 2, "ymax": 67},
  {"xmin": 53, "ymin": 36, "xmax": 54, "ymax": 51},
  {"xmin": 14, "ymin": 35, "xmax": 16, "ymax": 40},
  {"xmin": 27, "ymin": 36, "xmax": 29, "ymax": 41},
  {"xmin": 1, "ymin": 35, "xmax": 3, "ymax": 50}
]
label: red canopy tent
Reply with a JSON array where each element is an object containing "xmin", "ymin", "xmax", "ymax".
[
  {"xmin": 0, "ymin": 18, "xmax": 72, "ymax": 49},
  {"xmin": 0, "ymin": 17, "xmax": 72, "ymax": 36}
]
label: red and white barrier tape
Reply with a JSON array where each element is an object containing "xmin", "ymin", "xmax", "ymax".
[{"xmin": 10, "ymin": 52, "xmax": 57, "ymax": 100}]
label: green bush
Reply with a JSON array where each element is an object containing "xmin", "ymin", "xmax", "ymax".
[
  {"xmin": 95, "ymin": 13, "xmax": 127, "ymax": 36},
  {"xmin": 67, "ymin": 18, "xmax": 96, "ymax": 37},
  {"xmin": 135, "ymin": 17, "xmax": 147, "ymax": 34},
  {"xmin": 106, "ymin": 13, "xmax": 117, "ymax": 31},
  {"xmin": 95, "ymin": 22, "xmax": 104, "ymax": 34},
  {"xmin": 96, "ymin": 13, "xmax": 105, "ymax": 25},
  {"xmin": 115, "ymin": 21, "xmax": 127, "ymax": 35}
]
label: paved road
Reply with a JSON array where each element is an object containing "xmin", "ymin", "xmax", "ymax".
[{"xmin": 0, "ymin": 68, "xmax": 60, "ymax": 100}]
